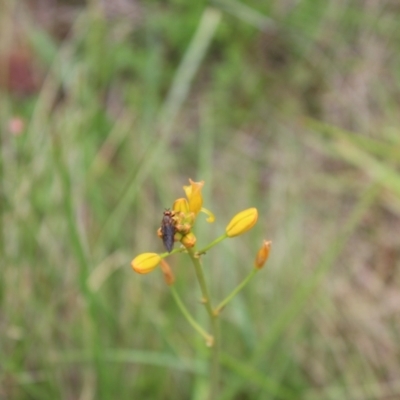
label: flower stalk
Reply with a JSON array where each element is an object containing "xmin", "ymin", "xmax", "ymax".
[
  {"xmin": 214, "ymin": 268, "xmax": 258, "ymax": 315},
  {"xmin": 187, "ymin": 247, "xmax": 220, "ymax": 398},
  {"xmin": 197, "ymin": 233, "xmax": 228, "ymax": 254},
  {"xmin": 170, "ymin": 285, "xmax": 213, "ymax": 345}
]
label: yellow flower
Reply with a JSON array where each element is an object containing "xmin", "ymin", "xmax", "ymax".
[
  {"xmin": 254, "ymin": 240, "xmax": 271, "ymax": 269},
  {"xmin": 183, "ymin": 179, "xmax": 204, "ymax": 216},
  {"xmin": 225, "ymin": 208, "xmax": 258, "ymax": 238},
  {"xmin": 171, "ymin": 179, "xmax": 215, "ymax": 232},
  {"xmin": 131, "ymin": 253, "xmax": 161, "ymax": 274},
  {"xmin": 182, "ymin": 179, "xmax": 215, "ymax": 222}
]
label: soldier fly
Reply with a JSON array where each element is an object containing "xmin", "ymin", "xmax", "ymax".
[{"xmin": 161, "ymin": 209, "xmax": 176, "ymax": 253}]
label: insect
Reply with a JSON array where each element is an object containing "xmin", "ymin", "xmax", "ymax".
[{"xmin": 161, "ymin": 209, "xmax": 176, "ymax": 253}]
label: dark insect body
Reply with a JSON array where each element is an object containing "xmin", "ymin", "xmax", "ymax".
[{"xmin": 161, "ymin": 209, "xmax": 176, "ymax": 253}]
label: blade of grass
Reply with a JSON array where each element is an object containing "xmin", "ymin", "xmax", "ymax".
[
  {"xmin": 212, "ymin": 0, "xmax": 276, "ymax": 31},
  {"xmin": 307, "ymin": 118, "xmax": 400, "ymax": 199},
  {"xmin": 221, "ymin": 351, "xmax": 296, "ymax": 399},
  {"xmin": 13, "ymin": 350, "xmax": 207, "ymax": 386},
  {"xmin": 305, "ymin": 117, "xmax": 400, "ymax": 156},
  {"xmin": 49, "ymin": 349, "xmax": 206, "ymax": 374}
]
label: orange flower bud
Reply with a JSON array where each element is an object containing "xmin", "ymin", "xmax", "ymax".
[
  {"xmin": 225, "ymin": 208, "xmax": 258, "ymax": 238},
  {"xmin": 160, "ymin": 259, "xmax": 175, "ymax": 285},
  {"xmin": 131, "ymin": 253, "xmax": 161, "ymax": 274},
  {"xmin": 254, "ymin": 240, "xmax": 271, "ymax": 269},
  {"xmin": 180, "ymin": 232, "xmax": 197, "ymax": 248}
]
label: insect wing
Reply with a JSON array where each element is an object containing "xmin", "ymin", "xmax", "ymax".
[
  {"xmin": 162, "ymin": 223, "xmax": 175, "ymax": 252},
  {"xmin": 161, "ymin": 211, "xmax": 176, "ymax": 252}
]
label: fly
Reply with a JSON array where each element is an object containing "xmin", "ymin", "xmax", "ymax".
[{"xmin": 161, "ymin": 209, "xmax": 176, "ymax": 253}]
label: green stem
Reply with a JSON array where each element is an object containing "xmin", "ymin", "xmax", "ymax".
[
  {"xmin": 187, "ymin": 247, "xmax": 220, "ymax": 400},
  {"xmin": 215, "ymin": 268, "xmax": 258, "ymax": 314},
  {"xmin": 197, "ymin": 233, "xmax": 227, "ymax": 255},
  {"xmin": 170, "ymin": 286, "xmax": 213, "ymax": 345},
  {"xmin": 160, "ymin": 246, "xmax": 186, "ymax": 258}
]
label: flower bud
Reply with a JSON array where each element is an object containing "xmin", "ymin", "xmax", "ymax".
[
  {"xmin": 131, "ymin": 253, "xmax": 161, "ymax": 274},
  {"xmin": 180, "ymin": 232, "xmax": 197, "ymax": 248},
  {"xmin": 254, "ymin": 240, "xmax": 271, "ymax": 269},
  {"xmin": 225, "ymin": 208, "xmax": 258, "ymax": 238}
]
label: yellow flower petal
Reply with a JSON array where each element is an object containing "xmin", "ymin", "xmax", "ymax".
[
  {"xmin": 173, "ymin": 198, "xmax": 189, "ymax": 213},
  {"xmin": 254, "ymin": 240, "xmax": 272, "ymax": 269},
  {"xmin": 183, "ymin": 179, "xmax": 204, "ymax": 215},
  {"xmin": 201, "ymin": 207, "xmax": 215, "ymax": 223},
  {"xmin": 131, "ymin": 253, "xmax": 161, "ymax": 274},
  {"xmin": 225, "ymin": 208, "xmax": 258, "ymax": 238}
]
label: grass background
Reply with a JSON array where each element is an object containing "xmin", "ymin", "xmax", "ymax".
[{"xmin": 1, "ymin": 0, "xmax": 400, "ymax": 399}]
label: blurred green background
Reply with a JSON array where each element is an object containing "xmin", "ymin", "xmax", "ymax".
[{"xmin": 1, "ymin": 0, "xmax": 400, "ymax": 399}]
